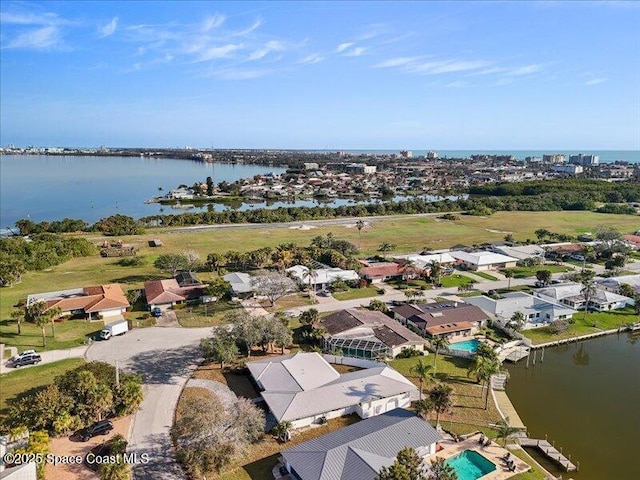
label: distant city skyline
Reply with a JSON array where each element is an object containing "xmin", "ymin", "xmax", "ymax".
[{"xmin": 1, "ymin": 1, "xmax": 639, "ymax": 149}]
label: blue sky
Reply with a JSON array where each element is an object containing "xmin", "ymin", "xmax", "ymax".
[{"xmin": 1, "ymin": 1, "xmax": 639, "ymax": 149}]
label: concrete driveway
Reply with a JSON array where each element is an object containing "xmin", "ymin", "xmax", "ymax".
[
  {"xmin": 86, "ymin": 326, "xmax": 213, "ymax": 480},
  {"xmin": 0, "ymin": 345, "xmax": 88, "ymax": 375}
]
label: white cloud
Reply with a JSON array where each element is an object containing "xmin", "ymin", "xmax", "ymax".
[
  {"xmin": 5, "ymin": 26, "xmax": 62, "ymax": 50},
  {"xmin": 584, "ymin": 77, "xmax": 607, "ymax": 86},
  {"xmin": 299, "ymin": 53, "xmax": 324, "ymax": 64},
  {"xmin": 248, "ymin": 40, "xmax": 286, "ymax": 61},
  {"xmin": 204, "ymin": 67, "xmax": 271, "ymax": 80},
  {"xmin": 0, "ymin": 11, "xmax": 67, "ymax": 26},
  {"xmin": 98, "ymin": 17, "xmax": 119, "ymax": 38},
  {"xmin": 234, "ymin": 18, "xmax": 263, "ymax": 37},
  {"xmin": 131, "ymin": 53, "xmax": 174, "ymax": 71},
  {"xmin": 407, "ymin": 59, "xmax": 490, "ymax": 75},
  {"xmin": 447, "ymin": 80, "xmax": 468, "ymax": 88},
  {"xmin": 344, "ymin": 47, "xmax": 367, "ymax": 57},
  {"xmin": 506, "ymin": 64, "xmax": 543, "ymax": 76},
  {"xmin": 336, "ymin": 42, "xmax": 354, "ymax": 52},
  {"xmin": 193, "ymin": 43, "xmax": 243, "ymax": 62},
  {"xmin": 374, "ymin": 56, "xmax": 423, "ymax": 68},
  {"xmin": 202, "ymin": 14, "xmax": 225, "ymax": 32}
]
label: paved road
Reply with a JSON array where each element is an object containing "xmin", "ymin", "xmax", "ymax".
[
  {"xmin": 0, "ymin": 345, "xmax": 88, "ymax": 375},
  {"xmin": 86, "ymin": 326, "xmax": 212, "ymax": 480}
]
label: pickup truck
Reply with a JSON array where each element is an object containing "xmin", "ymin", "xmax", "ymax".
[{"xmin": 99, "ymin": 320, "xmax": 129, "ymax": 340}]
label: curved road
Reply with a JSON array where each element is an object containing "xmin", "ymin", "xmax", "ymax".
[{"xmin": 86, "ymin": 326, "xmax": 212, "ymax": 480}]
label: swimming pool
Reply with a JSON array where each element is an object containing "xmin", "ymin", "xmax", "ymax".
[
  {"xmin": 445, "ymin": 450, "xmax": 496, "ymax": 480},
  {"xmin": 449, "ymin": 339, "xmax": 482, "ymax": 353}
]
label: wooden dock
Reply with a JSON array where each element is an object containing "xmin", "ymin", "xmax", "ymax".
[
  {"xmin": 499, "ymin": 345, "xmax": 530, "ymax": 362},
  {"xmin": 519, "ymin": 437, "xmax": 577, "ymax": 471}
]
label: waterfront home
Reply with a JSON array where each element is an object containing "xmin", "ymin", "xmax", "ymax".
[
  {"xmin": 26, "ymin": 284, "xmax": 130, "ymax": 320},
  {"xmin": 166, "ymin": 187, "xmax": 195, "ymax": 199},
  {"xmin": 393, "ymin": 302, "xmax": 489, "ymax": 339},
  {"xmin": 359, "ymin": 261, "xmax": 404, "ymax": 283},
  {"xmin": 535, "ymin": 282, "xmax": 633, "ymax": 311},
  {"xmin": 466, "ymin": 292, "xmax": 576, "ymax": 328},
  {"xmin": 247, "ymin": 352, "xmax": 418, "ymax": 429},
  {"xmin": 598, "ymin": 274, "xmax": 640, "ymax": 295},
  {"xmin": 318, "ymin": 309, "xmax": 426, "ymax": 359},
  {"xmin": 281, "ymin": 408, "xmax": 442, "ymax": 480},
  {"xmin": 144, "ymin": 274, "xmax": 205, "ymax": 311},
  {"xmin": 223, "ymin": 272, "xmax": 255, "ymax": 297},
  {"xmin": 449, "ymin": 250, "xmax": 518, "ymax": 271},
  {"xmin": 286, "ymin": 265, "xmax": 360, "ymax": 291}
]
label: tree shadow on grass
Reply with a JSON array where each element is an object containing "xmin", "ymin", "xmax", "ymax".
[{"xmin": 110, "ymin": 274, "xmax": 166, "ymax": 284}]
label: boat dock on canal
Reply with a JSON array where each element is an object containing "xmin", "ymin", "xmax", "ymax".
[{"xmin": 518, "ymin": 437, "xmax": 578, "ymax": 472}]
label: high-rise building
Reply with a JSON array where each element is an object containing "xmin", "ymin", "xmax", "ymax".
[
  {"xmin": 569, "ymin": 154, "xmax": 600, "ymax": 166},
  {"xmin": 400, "ymin": 150, "xmax": 413, "ymax": 158},
  {"xmin": 542, "ymin": 154, "xmax": 566, "ymax": 164},
  {"xmin": 426, "ymin": 151, "xmax": 438, "ymax": 159}
]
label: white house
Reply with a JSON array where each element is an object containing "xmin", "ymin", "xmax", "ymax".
[
  {"xmin": 393, "ymin": 253, "xmax": 457, "ymax": 271},
  {"xmin": 223, "ymin": 272, "xmax": 254, "ymax": 296},
  {"xmin": 449, "ymin": 250, "xmax": 518, "ymax": 271},
  {"xmin": 491, "ymin": 245, "xmax": 546, "ymax": 262},
  {"xmin": 287, "ymin": 265, "xmax": 360, "ymax": 291},
  {"xmin": 466, "ymin": 292, "xmax": 575, "ymax": 328},
  {"xmin": 281, "ymin": 409, "xmax": 443, "ymax": 480},
  {"xmin": 536, "ymin": 283, "xmax": 634, "ymax": 311},
  {"xmin": 247, "ymin": 352, "xmax": 418, "ymax": 429},
  {"xmin": 599, "ymin": 274, "xmax": 640, "ymax": 295}
]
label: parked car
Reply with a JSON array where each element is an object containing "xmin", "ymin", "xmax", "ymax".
[
  {"xmin": 9, "ymin": 349, "xmax": 37, "ymax": 363},
  {"xmin": 11, "ymin": 353, "xmax": 42, "ymax": 368},
  {"xmin": 79, "ymin": 420, "xmax": 113, "ymax": 441},
  {"xmin": 151, "ymin": 307, "xmax": 162, "ymax": 318}
]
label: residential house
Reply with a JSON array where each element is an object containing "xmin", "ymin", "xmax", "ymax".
[
  {"xmin": 287, "ymin": 265, "xmax": 360, "ymax": 291},
  {"xmin": 598, "ymin": 274, "xmax": 640, "ymax": 295},
  {"xmin": 144, "ymin": 274, "xmax": 205, "ymax": 311},
  {"xmin": 359, "ymin": 261, "xmax": 404, "ymax": 283},
  {"xmin": 535, "ymin": 282, "xmax": 633, "ymax": 312},
  {"xmin": 281, "ymin": 408, "xmax": 443, "ymax": 480},
  {"xmin": 393, "ymin": 253, "xmax": 457, "ymax": 272},
  {"xmin": 490, "ymin": 245, "xmax": 546, "ymax": 262},
  {"xmin": 247, "ymin": 352, "xmax": 418, "ymax": 429},
  {"xmin": 223, "ymin": 272, "xmax": 254, "ymax": 297},
  {"xmin": 26, "ymin": 284, "xmax": 130, "ymax": 320},
  {"xmin": 466, "ymin": 292, "xmax": 576, "ymax": 328},
  {"xmin": 392, "ymin": 302, "xmax": 489, "ymax": 339},
  {"xmin": 318, "ymin": 309, "xmax": 426, "ymax": 359},
  {"xmin": 543, "ymin": 243, "xmax": 584, "ymax": 260},
  {"xmin": 623, "ymin": 234, "xmax": 640, "ymax": 250},
  {"xmin": 449, "ymin": 250, "xmax": 518, "ymax": 271}
]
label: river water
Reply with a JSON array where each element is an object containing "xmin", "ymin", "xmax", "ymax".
[{"xmin": 505, "ymin": 333, "xmax": 640, "ymax": 480}]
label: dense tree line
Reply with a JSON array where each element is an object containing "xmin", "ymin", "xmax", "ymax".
[
  {"xmin": 14, "ymin": 218, "xmax": 88, "ymax": 235},
  {"xmin": 5, "ymin": 362, "xmax": 143, "ymax": 435},
  {"xmin": 0, "ymin": 234, "xmax": 96, "ymax": 287}
]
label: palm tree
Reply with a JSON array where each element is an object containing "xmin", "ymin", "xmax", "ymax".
[
  {"xmin": 10, "ymin": 309, "xmax": 24, "ymax": 335},
  {"xmin": 504, "ymin": 270, "xmax": 514, "ymax": 290},
  {"xmin": 581, "ymin": 244, "xmax": 595, "ymax": 269},
  {"xmin": 48, "ymin": 307, "xmax": 62, "ymax": 338},
  {"xmin": 428, "ymin": 457, "xmax": 458, "ymax": 480},
  {"xmin": 355, "ymin": 220, "xmax": 365, "ymax": 249},
  {"xmin": 414, "ymin": 398, "xmax": 434, "ymax": 420},
  {"xmin": 378, "ymin": 242, "xmax": 397, "ymax": 256},
  {"xmin": 430, "ymin": 336, "xmax": 450, "ymax": 376},
  {"xmin": 428, "ymin": 383, "xmax": 453, "ymax": 428},
  {"xmin": 468, "ymin": 356, "xmax": 501, "ymax": 409},
  {"xmin": 273, "ymin": 420, "xmax": 293, "ymax": 442},
  {"xmin": 410, "ymin": 358, "xmax": 433, "ymax": 401},
  {"xmin": 495, "ymin": 419, "xmax": 520, "ymax": 447},
  {"xmin": 508, "ymin": 311, "xmax": 526, "ymax": 331},
  {"xmin": 303, "ymin": 266, "xmax": 318, "ymax": 296},
  {"xmin": 580, "ymin": 274, "xmax": 597, "ymax": 323},
  {"xmin": 100, "ymin": 460, "xmax": 131, "ymax": 480},
  {"xmin": 429, "ymin": 260, "xmax": 442, "ymax": 286}
]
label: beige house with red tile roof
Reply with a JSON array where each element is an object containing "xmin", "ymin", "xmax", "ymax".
[
  {"xmin": 27, "ymin": 284, "xmax": 129, "ymax": 320},
  {"xmin": 144, "ymin": 278, "xmax": 205, "ymax": 310}
]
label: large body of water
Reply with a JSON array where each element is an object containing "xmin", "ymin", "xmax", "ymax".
[{"xmin": 505, "ymin": 333, "xmax": 640, "ymax": 480}]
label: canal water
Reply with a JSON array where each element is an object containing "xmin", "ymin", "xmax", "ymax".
[{"xmin": 505, "ymin": 333, "xmax": 640, "ymax": 480}]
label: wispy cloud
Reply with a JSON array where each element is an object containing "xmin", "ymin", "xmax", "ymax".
[
  {"xmin": 98, "ymin": 17, "xmax": 119, "ymax": 38},
  {"xmin": 344, "ymin": 46, "xmax": 367, "ymax": 57},
  {"xmin": 5, "ymin": 26, "xmax": 63, "ymax": 50},
  {"xmin": 204, "ymin": 67, "xmax": 271, "ymax": 80},
  {"xmin": 234, "ymin": 18, "xmax": 263, "ymax": 37},
  {"xmin": 131, "ymin": 53, "xmax": 174, "ymax": 71},
  {"xmin": 505, "ymin": 64, "xmax": 543, "ymax": 76},
  {"xmin": 375, "ymin": 56, "xmax": 490, "ymax": 75},
  {"xmin": 374, "ymin": 56, "xmax": 423, "ymax": 68},
  {"xmin": 0, "ymin": 11, "xmax": 69, "ymax": 26},
  {"xmin": 447, "ymin": 80, "xmax": 468, "ymax": 88},
  {"xmin": 248, "ymin": 40, "xmax": 285, "ymax": 61},
  {"xmin": 193, "ymin": 43, "xmax": 243, "ymax": 63},
  {"xmin": 201, "ymin": 14, "xmax": 225, "ymax": 32},
  {"xmin": 584, "ymin": 77, "xmax": 607, "ymax": 86},
  {"xmin": 299, "ymin": 53, "xmax": 324, "ymax": 65},
  {"xmin": 336, "ymin": 42, "xmax": 354, "ymax": 52}
]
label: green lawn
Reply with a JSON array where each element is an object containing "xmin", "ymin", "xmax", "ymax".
[
  {"xmin": 472, "ymin": 271, "xmax": 498, "ymax": 281},
  {"xmin": 439, "ymin": 274, "xmax": 475, "ymax": 288},
  {"xmin": 175, "ymin": 301, "xmax": 242, "ymax": 328},
  {"xmin": 502, "ymin": 264, "xmax": 572, "ymax": 279},
  {"xmin": 261, "ymin": 293, "xmax": 316, "ymax": 312},
  {"xmin": 332, "ymin": 287, "xmax": 380, "ymax": 301},
  {"xmin": 521, "ymin": 308, "xmax": 639, "ymax": 345},
  {"xmin": 509, "ymin": 447, "xmax": 551, "ymax": 480},
  {"xmin": 1, "ymin": 358, "xmax": 85, "ymax": 412},
  {"xmin": 0, "ymin": 319, "xmax": 104, "ymax": 352}
]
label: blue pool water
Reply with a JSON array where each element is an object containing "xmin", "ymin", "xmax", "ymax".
[
  {"xmin": 449, "ymin": 339, "xmax": 481, "ymax": 353},
  {"xmin": 445, "ymin": 450, "xmax": 496, "ymax": 480}
]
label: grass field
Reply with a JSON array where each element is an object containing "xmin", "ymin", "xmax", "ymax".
[
  {"xmin": 261, "ymin": 293, "xmax": 316, "ymax": 312},
  {"xmin": 332, "ymin": 286, "xmax": 379, "ymax": 301},
  {"xmin": 472, "ymin": 271, "xmax": 498, "ymax": 281},
  {"xmin": 521, "ymin": 308, "xmax": 639, "ymax": 344},
  {"xmin": 175, "ymin": 301, "xmax": 242, "ymax": 328},
  {"xmin": 440, "ymin": 274, "xmax": 475, "ymax": 288},
  {"xmin": 0, "ymin": 318, "xmax": 104, "ymax": 352},
  {"xmin": 0, "ymin": 358, "xmax": 85, "ymax": 412},
  {"xmin": 2, "ymin": 211, "xmax": 638, "ymax": 348}
]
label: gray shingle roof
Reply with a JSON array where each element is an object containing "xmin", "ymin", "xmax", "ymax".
[{"xmin": 282, "ymin": 409, "xmax": 443, "ymax": 480}]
